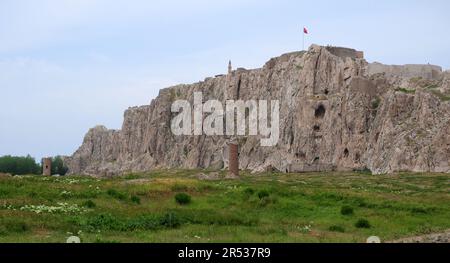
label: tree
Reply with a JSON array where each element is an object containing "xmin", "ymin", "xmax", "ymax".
[
  {"xmin": 0, "ymin": 155, "xmax": 41, "ymax": 175},
  {"xmin": 51, "ymin": 156, "xmax": 68, "ymax": 175}
]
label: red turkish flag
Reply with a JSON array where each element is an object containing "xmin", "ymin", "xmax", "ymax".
[{"xmin": 303, "ymin": 27, "xmax": 308, "ymax": 34}]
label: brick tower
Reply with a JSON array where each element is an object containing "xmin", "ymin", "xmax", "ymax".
[
  {"xmin": 42, "ymin": 157, "xmax": 52, "ymax": 176},
  {"xmin": 228, "ymin": 140, "xmax": 239, "ymax": 177}
]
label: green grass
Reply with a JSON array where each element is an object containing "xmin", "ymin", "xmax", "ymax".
[
  {"xmin": 328, "ymin": 225, "xmax": 345, "ymax": 233},
  {"xmin": 0, "ymin": 170, "xmax": 449, "ymax": 243},
  {"xmin": 430, "ymin": 89, "xmax": 450, "ymax": 101},
  {"xmin": 395, "ymin": 87, "xmax": 416, "ymax": 94}
]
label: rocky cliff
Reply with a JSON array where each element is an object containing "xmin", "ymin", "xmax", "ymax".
[{"xmin": 65, "ymin": 45, "xmax": 450, "ymax": 176}]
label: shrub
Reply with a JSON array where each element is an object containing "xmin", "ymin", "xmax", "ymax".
[
  {"xmin": 107, "ymin": 189, "xmax": 127, "ymax": 200},
  {"xmin": 175, "ymin": 193, "xmax": 191, "ymax": 205},
  {"xmin": 0, "ymin": 220, "xmax": 29, "ymax": 235},
  {"xmin": 81, "ymin": 213, "xmax": 183, "ymax": 232},
  {"xmin": 159, "ymin": 212, "xmax": 181, "ymax": 228},
  {"xmin": 395, "ymin": 87, "xmax": 415, "ymax": 94},
  {"xmin": 353, "ymin": 167, "xmax": 372, "ymax": 175},
  {"xmin": 328, "ymin": 225, "xmax": 345, "ymax": 233},
  {"xmin": 8, "ymin": 221, "xmax": 29, "ymax": 233},
  {"xmin": 411, "ymin": 207, "xmax": 428, "ymax": 214},
  {"xmin": 51, "ymin": 156, "xmax": 68, "ymax": 175},
  {"xmin": 355, "ymin": 219, "xmax": 371, "ymax": 228},
  {"xmin": 257, "ymin": 190, "xmax": 270, "ymax": 199},
  {"xmin": 244, "ymin": 187, "xmax": 255, "ymax": 196},
  {"xmin": 82, "ymin": 200, "xmax": 96, "ymax": 208},
  {"xmin": 84, "ymin": 214, "xmax": 122, "ymax": 231},
  {"xmin": 371, "ymin": 97, "xmax": 381, "ymax": 109},
  {"xmin": 131, "ymin": 195, "xmax": 141, "ymax": 204},
  {"xmin": 341, "ymin": 205, "xmax": 354, "ymax": 215}
]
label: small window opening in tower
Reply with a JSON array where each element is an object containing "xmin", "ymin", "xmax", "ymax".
[{"xmin": 315, "ymin": 105, "xmax": 326, "ymax": 118}]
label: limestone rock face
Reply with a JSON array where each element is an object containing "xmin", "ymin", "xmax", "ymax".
[{"xmin": 65, "ymin": 45, "xmax": 450, "ymax": 176}]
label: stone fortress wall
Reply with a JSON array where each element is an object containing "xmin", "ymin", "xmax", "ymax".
[{"xmin": 368, "ymin": 62, "xmax": 442, "ymax": 80}]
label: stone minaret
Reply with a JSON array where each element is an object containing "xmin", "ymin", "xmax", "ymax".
[
  {"xmin": 225, "ymin": 60, "xmax": 232, "ymax": 100},
  {"xmin": 227, "ymin": 60, "xmax": 233, "ymax": 88},
  {"xmin": 225, "ymin": 60, "xmax": 239, "ymax": 178}
]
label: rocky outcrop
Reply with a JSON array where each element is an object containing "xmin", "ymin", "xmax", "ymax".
[
  {"xmin": 65, "ymin": 45, "xmax": 450, "ymax": 176},
  {"xmin": 389, "ymin": 230, "xmax": 450, "ymax": 243}
]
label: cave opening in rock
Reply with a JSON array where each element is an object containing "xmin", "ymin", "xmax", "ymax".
[
  {"xmin": 344, "ymin": 148, "xmax": 349, "ymax": 157},
  {"xmin": 324, "ymin": 89, "xmax": 329, "ymax": 95},
  {"xmin": 313, "ymin": 125, "xmax": 320, "ymax": 131},
  {"xmin": 355, "ymin": 153, "xmax": 360, "ymax": 162},
  {"xmin": 295, "ymin": 151, "xmax": 305, "ymax": 159},
  {"xmin": 315, "ymin": 105, "xmax": 326, "ymax": 118}
]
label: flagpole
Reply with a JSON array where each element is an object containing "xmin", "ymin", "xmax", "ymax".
[{"xmin": 302, "ymin": 26, "xmax": 304, "ymax": 51}]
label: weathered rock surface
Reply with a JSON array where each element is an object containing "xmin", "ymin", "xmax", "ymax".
[
  {"xmin": 388, "ymin": 230, "xmax": 450, "ymax": 243},
  {"xmin": 65, "ymin": 45, "xmax": 450, "ymax": 176}
]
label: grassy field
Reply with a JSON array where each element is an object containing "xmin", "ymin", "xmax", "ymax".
[{"xmin": 0, "ymin": 170, "xmax": 449, "ymax": 243}]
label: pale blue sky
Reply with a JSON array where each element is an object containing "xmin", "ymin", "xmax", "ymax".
[{"xmin": 1, "ymin": 0, "xmax": 449, "ymax": 160}]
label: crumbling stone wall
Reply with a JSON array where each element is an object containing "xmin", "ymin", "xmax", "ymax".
[
  {"xmin": 368, "ymin": 62, "xmax": 442, "ymax": 80},
  {"xmin": 325, "ymin": 46, "xmax": 364, "ymax": 59}
]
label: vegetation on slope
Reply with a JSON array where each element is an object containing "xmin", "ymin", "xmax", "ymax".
[{"xmin": 0, "ymin": 170, "xmax": 448, "ymax": 243}]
